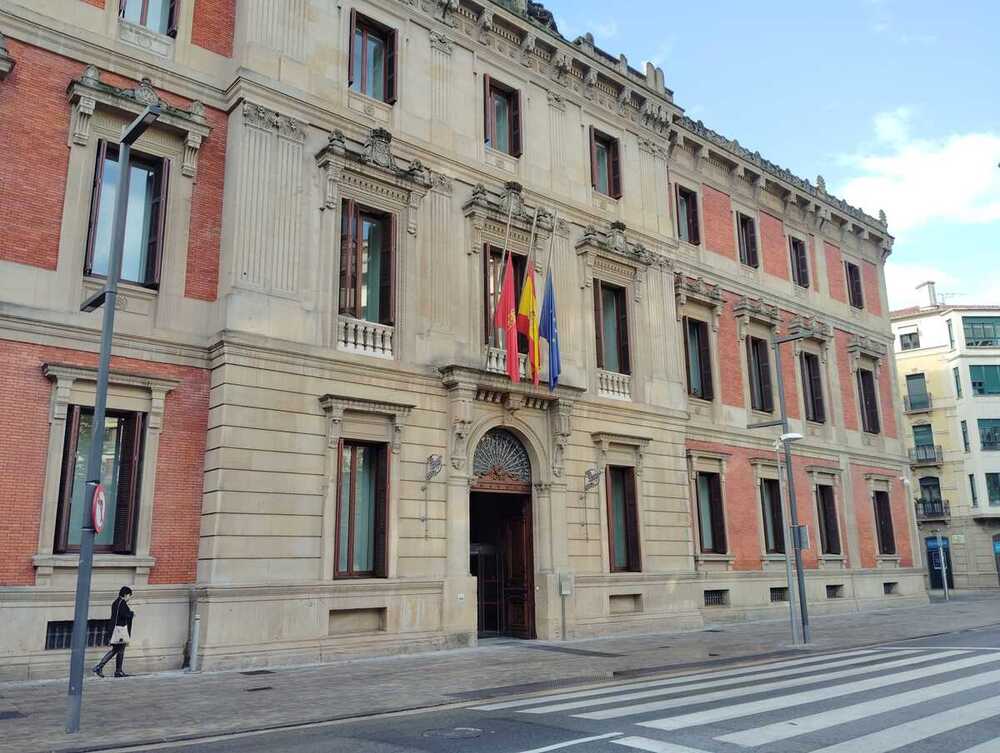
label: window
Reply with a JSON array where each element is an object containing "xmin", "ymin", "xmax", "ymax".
[
  {"xmin": 336, "ymin": 442, "xmax": 388, "ymax": 578},
  {"xmin": 85, "ymin": 141, "xmax": 168, "ymax": 288},
  {"xmin": 695, "ymin": 472, "xmax": 726, "ymax": 554},
  {"xmin": 919, "ymin": 476, "xmax": 942, "ymax": 501},
  {"xmin": 593, "ymin": 280, "xmax": 630, "ymax": 374},
  {"xmin": 340, "ymin": 200, "xmax": 394, "ymax": 325},
  {"xmin": 816, "ymin": 485, "xmax": 840, "ymax": 555},
  {"xmin": 676, "ymin": 186, "xmax": 700, "ymax": 245},
  {"xmin": 589, "ymin": 128, "xmax": 622, "ymax": 198},
  {"xmin": 845, "ymin": 261, "xmax": 864, "ymax": 309},
  {"xmin": 961, "ymin": 420, "xmax": 970, "ymax": 452},
  {"xmin": 55, "ymin": 406, "xmax": 144, "ymax": 554},
  {"xmin": 801, "ymin": 352, "xmax": 826, "ymax": 423},
  {"xmin": 978, "ymin": 419, "xmax": 1000, "ymax": 451},
  {"xmin": 873, "ymin": 490, "xmax": 896, "ymax": 555},
  {"xmin": 826, "ymin": 584, "xmax": 845, "ymax": 599},
  {"xmin": 963, "ymin": 316, "xmax": 1000, "ymax": 347},
  {"xmin": 746, "ymin": 336, "xmax": 774, "ymax": 412},
  {"xmin": 760, "ymin": 478, "xmax": 785, "ymax": 554},
  {"xmin": 899, "ymin": 332, "xmax": 920, "ymax": 350},
  {"xmin": 947, "ymin": 320, "xmax": 955, "ymax": 349},
  {"xmin": 484, "ymin": 76, "xmax": 522, "ymax": 157},
  {"xmin": 987, "ymin": 473, "xmax": 1000, "ymax": 506},
  {"xmin": 969, "ymin": 474, "xmax": 978, "ymax": 507},
  {"xmin": 119, "ymin": 0, "xmax": 177, "ymax": 36},
  {"xmin": 737, "ymin": 212, "xmax": 758, "ymax": 267},
  {"xmin": 954, "ymin": 366, "xmax": 963, "ymax": 398},
  {"xmin": 905, "ymin": 373, "xmax": 929, "ymax": 410},
  {"xmin": 970, "ymin": 365, "xmax": 1000, "ymax": 395},
  {"xmin": 857, "ymin": 368, "xmax": 881, "ymax": 434},
  {"xmin": 606, "ymin": 466, "xmax": 640, "ymax": 572},
  {"xmin": 683, "ymin": 317, "xmax": 714, "ymax": 400},
  {"xmin": 348, "ymin": 11, "xmax": 397, "ymax": 104},
  {"xmin": 789, "ymin": 237, "xmax": 809, "ymax": 288},
  {"xmin": 484, "ymin": 245, "xmax": 529, "ymax": 354},
  {"xmin": 45, "ymin": 620, "xmax": 113, "ymax": 650},
  {"xmin": 913, "ymin": 424, "xmax": 934, "ymax": 447}
]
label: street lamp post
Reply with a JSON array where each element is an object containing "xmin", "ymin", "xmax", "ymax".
[{"xmin": 66, "ymin": 105, "xmax": 161, "ymax": 734}]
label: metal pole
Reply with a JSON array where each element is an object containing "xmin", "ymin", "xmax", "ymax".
[
  {"xmin": 66, "ymin": 141, "xmax": 132, "ymax": 734},
  {"xmin": 772, "ymin": 336, "xmax": 811, "ymax": 644},
  {"xmin": 937, "ymin": 533, "xmax": 950, "ymax": 601},
  {"xmin": 776, "ymin": 442, "xmax": 800, "ymax": 645}
]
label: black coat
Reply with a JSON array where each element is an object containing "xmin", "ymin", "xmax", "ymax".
[{"xmin": 109, "ymin": 597, "xmax": 134, "ymax": 633}]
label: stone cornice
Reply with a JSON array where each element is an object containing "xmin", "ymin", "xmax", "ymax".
[
  {"xmin": 42, "ymin": 362, "xmax": 180, "ymax": 395},
  {"xmin": 575, "ymin": 221, "xmax": 661, "ymax": 268},
  {"xmin": 463, "ymin": 180, "xmax": 553, "ymax": 231},
  {"xmin": 733, "ymin": 295, "xmax": 781, "ymax": 330},
  {"xmin": 0, "ymin": 31, "xmax": 14, "ymax": 81}
]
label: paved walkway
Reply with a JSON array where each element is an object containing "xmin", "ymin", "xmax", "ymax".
[{"xmin": 1, "ymin": 592, "xmax": 997, "ymax": 753}]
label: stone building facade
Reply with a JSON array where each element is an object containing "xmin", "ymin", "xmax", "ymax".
[{"xmin": 0, "ymin": 0, "xmax": 924, "ymax": 679}]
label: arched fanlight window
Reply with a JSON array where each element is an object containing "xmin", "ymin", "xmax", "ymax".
[{"xmin": 472, "ymin": 428, "xmax": 531, "ymax": 491}]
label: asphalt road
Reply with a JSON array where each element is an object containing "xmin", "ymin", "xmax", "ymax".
[{"xmin": 116, "ymin": 625, "xmax": 1000, "ymax": 753}]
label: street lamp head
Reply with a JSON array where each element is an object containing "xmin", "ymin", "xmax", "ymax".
[
  {"xmin": 780, "ymin": 432, "xmax": 804, "ymax": 443},
  {"xmin": 121, "ymin": 104, "xmax": 162, "ymax": 146}
]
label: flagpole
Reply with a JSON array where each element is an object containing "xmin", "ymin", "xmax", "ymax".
[{"xmin": 493, "ymin": 200, "xmax": 516, "ymax": 348}]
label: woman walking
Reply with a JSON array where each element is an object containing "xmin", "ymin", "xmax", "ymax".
[{"xmin": 93, "ymin": 587, "xmax": 134, "ymax": 678}]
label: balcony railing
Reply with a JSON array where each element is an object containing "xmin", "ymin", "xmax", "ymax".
[
  {"xmin": 598, "ymin": 369, "xmax": 631, "ymax": 400},
  {"xmin": 903, "ymin": 393, "xmax": 933, "ymax": 412},
  {"xmin": 908, "ymin": 444, "xmax": 944, "ymax": 464},
  {"xmin": 485, "ymin": 346, "xmax": 529, "ymax": 381},
  {"xmin": 337, "ymin": 315, "xmax": 394, "ymax": 359},
  {"xmin": 915, "ymin": 498, "xmax": 950, "ymax": 521}
]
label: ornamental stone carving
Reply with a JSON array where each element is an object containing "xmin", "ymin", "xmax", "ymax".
[
  {"xmin": 472, "ymin": 428, "xmax": 532, "ymax": 488},
  {"xmin": 429, "ymin": 31, "xmax": 453, "ymax": 54},
  {"xmin": 0, "ymin": 32, "xmax": 15, "ymax": 81},
  {"xmin": 462, "ymin": 182, "xmax": 553, "ymax": 255}
]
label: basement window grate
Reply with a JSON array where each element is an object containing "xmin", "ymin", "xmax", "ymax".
[
  {"xmin": 45, "ymin": 620, "xmax": 111, "ymax": 650},
  {"xmin": 770, "ymin": 587, "xmax": 789, "ymax": 603},
  {"xmin": 826, "ymin": 584, "xmax": 845, "ymax": 599},
  {"xmin": 240, "ymin": 669, "xmax": 275, "ymax": 676},
  {"xmin": 704, "ymin": 589, "xmax": 730, "ymax": 607},
  {"xmin": 883, "ymin": 581, "xmax": 900, "ymax": 595}
]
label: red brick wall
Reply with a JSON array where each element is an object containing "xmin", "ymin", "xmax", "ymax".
[
  {"xmin": 192, "ymin": 0, "xmax": 236, "ymax": 57},
  {"xmin": 862, "ymin": 260, "xmax": 882, "ymax": 316},
  {"xmin": 0, "ymin": 42, "xmax": 75, "ymax": 270},
  {"xmin": 82, "ymin": 0, "xmax": 104, "ymax": 7},
  {"xmin": 850, "ymin": 465, "xmax": 913, "ymax": 569},
  {"xmin": 878, "ymin": 360, "xmax": 898, "ymax": 439},
  {"xmin": 825, "ymin": 242, "xmax": 846, "ymax": 303},
  {"xmin": 760, "ymin": 212, "xmax": 789, "ymax": 281},
  {"xmin": 718, "ymin": 294, "xmax": 744, "ymax": 408},
  {"xmin": 701, "ymin": 185, "xmax": 736, "ymax": 261},
  {"xmin": 0, "ymin": 340, "xmax": 208, "ymax": 586},
  {"xmin": 835, "ymin": 328, "xmax": 859, "ymax": 431}
]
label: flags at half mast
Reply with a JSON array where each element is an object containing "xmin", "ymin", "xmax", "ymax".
[{"xmin": 516, "ymin": 261, "xmax": 541, "ymax": 385}]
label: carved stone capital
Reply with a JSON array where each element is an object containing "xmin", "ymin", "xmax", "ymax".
[{"xmin": 430, "ymin": 31, "xmax": 453, "ymax": 54}]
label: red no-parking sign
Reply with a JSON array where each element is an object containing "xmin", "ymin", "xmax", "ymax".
[{"xmin": 92, "ymin": 484, "xmax": 107, "ymax": 534}]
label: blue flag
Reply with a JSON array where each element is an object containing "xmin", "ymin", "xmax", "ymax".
[{"xmin": 538, "ymin": 269, "xmax": 560, "ymax": 391}]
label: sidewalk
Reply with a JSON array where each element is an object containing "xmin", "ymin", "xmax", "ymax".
[{"xmin": 2, "ymin": 592, "xmax": 998, "ymax": 753}]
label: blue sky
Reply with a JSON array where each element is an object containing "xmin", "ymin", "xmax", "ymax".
[{"xmin": 550, "ymin": 0, "xmax": 1000, "ymax": 309}]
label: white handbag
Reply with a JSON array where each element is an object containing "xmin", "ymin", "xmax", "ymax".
[{"xmin": 110, "ymin": 625, "xmax": 131, "ymax": 645}]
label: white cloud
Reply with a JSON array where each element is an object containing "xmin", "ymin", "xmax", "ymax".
[
  {"xmin": 641, "ymin": 38, "xmax": 676, "ymax": 70},
  {"xmin": 592, "ymin": 20, "xmax": 618, "ymax": 41},
  {"xmin": 885, "ymin": 261, "xmax": 1000, "ymax": 310},
  {"xmin": 836, "ymin": 112, "xmax": 1000, "ymax": 234}
]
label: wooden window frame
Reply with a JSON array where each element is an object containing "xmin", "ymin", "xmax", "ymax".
[
  {"xmin": 483, "ymin": 244, "xmax": 528, "ymax": 354},
  {"xmin": 953, "ymin": 366, "xmax": 962, "ymax": 398},
  {"xmin": 54, "ymin": 406, "xmax": 145, "ymax": 555},
  {"xmin": 737, "ymin": 212, "xmax": 758, "ymax": 267},
  {"xmin": 969, "ymin": 474, "xmax": 978, "ymax": 506},
  {"xmin": 695, "ymin": 471, "xmax": 727, "ymax": 555},
  {"xmin": 339, "ymin": 199, "xmax": 396, "ymax": 326},
  {"xmin": 873, "ymin": 490, "xmax": 896, "ymax": 555},
  {"xmin": 119, "ymin": 0, "xmax": 178, "ymax": 37},
  {"xmin": 801, "ymin": 351, "xmax": 826, "ymax": 423},
  {"xmin": 683, "ymin": 316, "xmax": 714, "ymax": 401},
  {"xmin": 334, "ymin": 440, "xmax": 389, "ymax": 579},
  {"xmin": 589, "ymin": 127, "xmax": 622, "ymax": 199},
  {"xmin": 606, "ymin": 465, "xmax": 641, "ymax": 572},
  {"xmin": 483, "ymin": 75, "xmax": 522, "ymax": 157},
  {"xmin": 85, "ymin": 140, "xmax": 169, "ymax": 289},
  {"xmin": 816, "ymin": 484, "xmax": 841, "ymax": 555},
  {"xmin": 760, "ymin": 477, "xmax": 785, "ymax": 554},
  {"xmin": 676, "ymin": 185, "xmax": 701, "ymax": 245},
  {"xmin": 348, "ymin": 10, "xmax": 398, "ymax": 104},
  {"xmin": 746, "ymin": 335, "xmax": 774, "ymax": 413},
  {"xmin": 857, "ymin": 367, "xmax": 881, "ymax": 434},
  {"xmin": 789, "ymin": 236, "xmax": 810, "ymax": 288},
  {"xmin": 845, "ymin": 260, "xmax": 865, "ymax": 309},
  {"xmin": 593, "ymin": 279, "xmax": 631, "ymax": 375}
]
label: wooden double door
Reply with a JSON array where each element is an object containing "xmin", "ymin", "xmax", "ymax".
[{"xmin": 470, "ymin": 491, "xmax": 534, "ymax": 639}]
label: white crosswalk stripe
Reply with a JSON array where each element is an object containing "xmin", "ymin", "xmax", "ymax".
[
  {"xmin": 953, "ymin": 741, "xmax": 1000, "ymax": 753},
  {"xmin": 611, "ymin": 737, "xmax": 712, "ymax": 753}
]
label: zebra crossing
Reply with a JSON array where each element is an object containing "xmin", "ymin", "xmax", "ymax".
[{"xmin": 475, "ymin": 646, "xmax": 1000, "ymax": 752}]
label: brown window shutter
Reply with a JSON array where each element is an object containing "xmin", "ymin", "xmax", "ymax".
[
  {"xmin": 381, "ymin": 212, "xmax": 395, "ymax": 325},
  {"xmin": 510, "ymin": 88, "xmax": 523, "ymax": 157},
  {"xmin": 588, "ymin": 126, "xmax": 598, "ymax": 189},
  {"xmin": 113, "ymin": 413, "xmax": 145, "ymax": 554},
  {"xmin": 682, "ymin": 316, "xmax": 692, "ymax": 394},
  {"xmin": 616, "ymin": 287, "xmax": 630, "ymax": 374},
  {"xmin": 84, "ymin": 140, "xmax": 109, "ymax": 276},
  {"xmin": 856, "ymin": 370, "xmax": 866, "ymax": 430},
  {"xmin": 687, "ymin": 191, "xmax": 700, "ymax": 244},
  {"xmin": 709, "ymin": 473, "xmax": 726, "ymax": 554},
  {"xmin": 166, "ymin": 0, "xmax": 178, "ymax": 37},
  {"xmin": 339, "ymin": 200, "xmax": 356, "ymax": 316},
  {"xmin": 385, "ymin": 27, "xmax": 398, "ymax": 103},
  {"xmin": 800, "ymin": 353, "xmax": 812, "ymax": 420},
  {"xmin": 609, "ymin": 138, "xmax": 622, "ymax": 199},
  {"xmin": 698, "ymin": 321, "xmax": 714, "ymax": 400},
  {"xmin": 332, "ymin": 438, "xmax": 345, "ymax": 576},
  {"xmin": 147, "ymin": 157, "xmax": 169, "ymax": 288},
  {"xmin": 604, "ymin": 468, "xmax": 616, "ymax": 569},
  {"xmin": 745, "ymin": 335, "xmax": 755, "ymax": 407},
  {"xmin": 347, "ymin": 9, "xmax": 358, "ymax": 86},
  {"xmin": 623, "ymin": 469, "xmax": 640, "ymax": 571},
  {"xmin": 747, "ymin": 220, "xmax": 758, "ymax": 266},
  {"xmin": 758, "ymin": 339, "xmax": 773, "ymax": 412},
  {"xmin": 373, "ymin": 445, "xmax": 389, "ymax": 577},
  {"xmin": 593, "ymin": 281, "xmax": 604, "ymax": 369},
  {"xmin": 55, "ymin": 405, "xmax": 82, "ymax": 553},
  {"xmin": 483, "ymin": 74, "xmax": 493, "ymax": 147},
  {"xmin": 676, "ymin": 186, "xmax": 685, "ymax": 241}
]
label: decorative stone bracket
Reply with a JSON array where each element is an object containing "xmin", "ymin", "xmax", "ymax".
[
  {"xmin": 733, "ymin": 295, "xmax": 781, "ymax": 338},
  {"xmin": 463, "ymin": 181, "xmax": 553, "ymax": 256},
  {"xmin": 674, "ymin": 273, "xmax": 724, "ymax": 331},
  {"xmin": 66, "ymin": 65, "xmax": 212, "ymax": 178},
  {"xmin": 847, "ymin": 335, "xmax": 888, "ymax": 374},
  {"xmin": 319, "ymin": 394, "xmax": 414, "ymax": 454},
  {"xmin": 0, "ymin": 32, "xmax": 14, "ymax": 81},
  {"xmin": 576, "ymin": 221, "xmax": 663, "ymax": 301},
  {"xmin": 592, "ymin": 431, "xmax": 651, "ymax": 477},
  {"xmin": 549, "ymin": 399, "xmax": 573, "ymax": 478}
]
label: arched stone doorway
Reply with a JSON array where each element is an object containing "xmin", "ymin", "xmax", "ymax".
[{"xmin": 469, "ymin": 428, "xmax": 535, "ymax": 639}]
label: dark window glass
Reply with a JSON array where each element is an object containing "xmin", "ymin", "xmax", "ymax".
[
  {"xmin": 683, "ymin": 317, "xmax": 714, "ymax": 400},
  {"xmin": 484, "ymin": 245, "xmax": 528, "ymax": 355},
  {"xmin": 696, "ymin": 472, "xmax": 727, "ymax": 554},
  {"xmin": 119, "ymin": 0, "xmax": 177, "ymax": 36},
  {"xmin": 912, "ymin": 423, "xmax": 934, "ymax": 448},
  {"xmin": 919, "ymin": 476, "xmax": 942, "ymax": 502},
  {"xmin": 589, "ymin": 128, "xmax": 621, "ymax": 198},
  {"xmin": 484, "ymin": 77, "xmax": 522, "ymax": 157},
  {"xmin": 340, "ymin": 200, "xmax": 394, "ymax": 325},
  {"xmin": 348, "ymin": 12, "xmax": 397, "ymax": 103},
  {"xmin": 677, "ymin": 186, "xmax": 700, "ymax": 245},
  {"xmin": 737, "ymin": 213, "xmax": 758, "ymax": 267},
  {"xmin": 85, "ymin": 142, "xmax": 168, "ymax": 287},
  {"xmin": 816, "ymin": 485, "xmax": 840, "ymax": 555},
  {"xmin": 969, "ymin": 474, "xmax": 978, "ymax": 507},
  {"xmin": 970, "ymin": 365, "xmax": 1000, "ymax": 395},
  {"xmin": 845, "ymin": 261, "xmax": 864, "ymax": 308},
  {"xmin": 963, "ymin": 317, "xmax": 1000, "ymax": 347},
  {"xmin": 857, "ymin": 368, "xmax": 881, "ymax": 434},
  {"xmin": 873, "ymin": 490, "xmax": 896, "ymax": 555},
  {"xmin": 953, "ymin": 366, "xmax": 963, "ymax": 398},
  {"xmin": 989, "ymin": 474, "xmax": 1000, "ymax": 506},
  {"xmin": 801, "ymin": 352, "xmax": 826, "ymax": 423},
  {"xmin": 790, "ymin": 237, "xmax": 809, "ymax": 288},
  {"xmin": 961, "ymin": 420, "xmax": 970, "ymax": 452},
  {"xmin": 899, "ymin": 332, "xmax": 920, "ymax": 350},
  {"xmin": 593, "ymin": 280, "xmax": 630, "ymax": 375},
  {"xmin": 336, "ymin": 442, "xmax": 388, "ymax": 577},
  {"xmin": 55, "ymin": 406, "xmax": 144, "ymax": 554},
  {"xmin": 978, "ymin": 419, "xmax": 1000, "ymax": 451},
  {"xmin": 606, "ymin": 466, "xmax": 640, "ymax": 572},
  {"xmin": 760, "ymin": 478, "xmax": 785, "ymax": 554},
  {"xmin": 746, "ymin": 335, "xmax": 774, "ymax": 412},
  {"xmin": 906, "ymin": 373, "xmax": 929, "ymax": 410}
]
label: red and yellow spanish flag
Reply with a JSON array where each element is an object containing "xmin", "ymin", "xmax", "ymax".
[
  {"xmin": 516, "ymin": 262, "xmax": 540, "ymax": 385},
  {"xmin": 494, "ymin": 253, "xmax": 520, "ymax": 383}
]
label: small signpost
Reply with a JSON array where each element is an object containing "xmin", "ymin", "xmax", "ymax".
[{"xmin": 91, "ymin": 483, "xmax": 106, "ymax": 535}]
